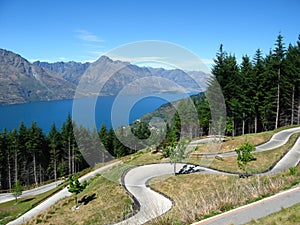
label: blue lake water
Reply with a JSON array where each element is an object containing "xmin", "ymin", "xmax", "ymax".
[{"xmin": 0, "ymin": 93, "xmax": 194, "ymax": 133}]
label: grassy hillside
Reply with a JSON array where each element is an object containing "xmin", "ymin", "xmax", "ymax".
[
  {"xmin": 148, "ymin": 167, "xmax": 300, "ymax": 224},
  {"xmin": 24, "ymin": 175, "xmax": 132, "ymax": 225},
  {"xmin": 0, "ymin": 183, "xmax": 66, "ymax": 225},
  {"xmin": 3, "ymin": 126, "xmax": 299, "ymax": 225},
  {"xmin": 190, "ymin": 133, "xmax": 299, "ymax": 173}
]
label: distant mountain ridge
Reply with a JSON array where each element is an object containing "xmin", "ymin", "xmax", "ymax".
[
  {"xmin": 0, "ymin": 48, "xmax": 211, "ymax": 105},
  {"xmin": 73, "ymin": 55, "xmax": 210, "ymax": 97},
  {"xmin": 33, "ymin": 61, "xmax": 90, "ymax": 85},
  {"xmin": 0, "ymin": 49, "xmax": 76, "ymax": 105}
]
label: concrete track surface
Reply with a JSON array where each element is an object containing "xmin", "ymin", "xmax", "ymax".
[
  {"xmin": 0, "ymin": 180, "xmax": 64, "ymax": 204},
  {"xmin": 7, "ymin": 127, "xmax": 300, "ymax": 225},
  {"xmin": 117, "ymin": 127, "xmax": 300, "ymax": 225},
  {"xmin": 7, "ymin": 161, "xmax": 121, "ymax": 225}
]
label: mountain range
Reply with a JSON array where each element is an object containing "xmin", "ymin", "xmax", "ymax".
[
  {"xmin": 0, "ymin": 48, "xmax": 211, "ymax": 105},
  {"xmin": 0, "ymin": 49, "xmax": 75, "ymax": 105}
]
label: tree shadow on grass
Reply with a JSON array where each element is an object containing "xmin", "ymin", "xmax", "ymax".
[
  {"xmin": 79, "ymin": 193, "xmax": 96, "ymax": 205},
  {"xmin": 20, "ymin": 197, "xmax": 35, "ymax": 203}
]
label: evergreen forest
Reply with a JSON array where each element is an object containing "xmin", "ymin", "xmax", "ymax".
[{"xmin": 0, "ymin": 33, "xmax": 299, "ymax": 190}]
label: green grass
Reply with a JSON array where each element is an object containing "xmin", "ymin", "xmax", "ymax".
[
  {"xmin": 16, "ymin": 149, "xmax": 165, "ymax": 224},
  {"xmin": 0, "ymin": 150, "xmax": 163, "ymax": 225},
  {"xmin": 0, "ymin": 182, "xmax": 66, "ymax": 225},
  {"xmin": 246, "ymin": 202, "xmax": 300, "ymax": 225},
  {"xmin": 3, "ymin": 126, "xmax": 299, "ymax": 224},
  {"xmin": 25, "ymin": 174, "xmax": 132, "ymax": 225}
]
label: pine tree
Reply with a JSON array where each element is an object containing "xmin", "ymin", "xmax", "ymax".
[
  {"xmin": 113, "ymin": 128, "xmax": 128, "ymax": 157},
  {"xmin": 0, "ymin": 129, "xmax": 8, "ymax": 189},
  {"xmin": 4, "ymin": 128, "xmax": 13, "ymax": 190},
  {"xmin": 173, "ymin": 110, "xmax": 181, "ymax": 140},
  {"xmin": 297, "ymin": 35, "xmax": 300, "ymax": 124},
  {"xmin": 196, "ymin": 95, "xmax": 210, "ymax": 136},
  {"xmin": 283, "ymin": 44, "xmax": 300, "ymax": 125},
  {"xmin": 67, "ymin": 175, "xmax": 87, "ymax": 207},
  {"xmin": 91, "ymin": 127, "xmax": 105, "ymax": 164},
  {"xmin": 252, "ymin": 49, "xmax": 265, "ymax": 133},
  {"xmin": 12, "ymin": 179, "xmax": 22, "ymax": 202},
  {"xmin": 240, "ymin": 55, "xmax": 253, "ymax": 134},
  {"xmin": 176, "ymin": 98, "xmax": 200, "ymax": 138},
  {"xmin": 212, "ymin": 44, "xmax": 227, "ymax": 87},
  {"xmin": 8, "ymin": 129, "xmax": 19, "ymax": 184},
  {"xmin": 131, "ymin": 121, "xmax": 151, "ymax": 140},
  {"xmin": 98, "ymin": 124, "xmax": 108, "ymax": 149},
  {"xmin": 48, "ymin": 123, "xmax": 61, "ymax": 180},
  {"xmin": 206, "ymin": 76, "xmax": 226, "ymax": 137},
  {"xmin": 61, "ymin": 113, "xmax": 74, "ymax": 175},
  {"xmin": 18, "ymin": 122, "xmax": 30, "ymax": 185},
  {"xmin": 273, "ymin": 33, "xmax": 286, "ymax": 129},
  {"xmin": 212, "ymin": 46, "xmax": 241, "ymax": 136},
  {"xmin": 260, "ymin": 52, "xmax": 277, "ymax": 130},
  {"xmin": 26, "ymin": 122, "xmax": 45, "ymax": 185},
  {"xmin": 107, "ymin": 128, "xmax": 116, "ymax": 157},
  {"xmin": 224, "ymin": 54, "xmax": 241, "ymax": 136}
]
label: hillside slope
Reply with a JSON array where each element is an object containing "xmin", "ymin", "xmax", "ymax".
[{"xmin": 0, "ymin": 49, "xmax": 76, "ymax": 105}]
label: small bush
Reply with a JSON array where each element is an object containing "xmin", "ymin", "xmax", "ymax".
[
  {"xmin": 235, "ymin": 142, "xmax": 255, "ymax": 175},
  {"xmin": 289, "ymin": 166, "xmax": 297, "ymax": 176}
]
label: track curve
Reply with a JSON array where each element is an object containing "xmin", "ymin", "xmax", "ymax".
[{"xmin": 117, "ymin": 127, "xmax": 300, "ymax": 225}]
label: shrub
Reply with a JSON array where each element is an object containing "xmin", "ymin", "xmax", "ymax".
[{"xmin": 289, "ymin": 166, "xmax": 297, "ymax": 176}]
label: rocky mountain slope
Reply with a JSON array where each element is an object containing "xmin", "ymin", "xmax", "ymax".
[
  {"xmin": 75, "ymin": 56, "xmax": 210, "ymax": 97},
  {"xmin": 0, "ymin": 49, "xmax": 76, "ymax": 105},
  {"xmin": 33, "ymin": 61, "xmax": 90, "ymax": 85},
  {"xmin": 0, "ymin": 48, "xmax": 211, "ymax": 105}
]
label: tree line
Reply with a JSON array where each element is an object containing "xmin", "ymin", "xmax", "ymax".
[
  {"xmin": 0, "ymin": 115, "xmax": 82, "ymax": 190},
  {"xmin": 150, "ymin": 33, "xmax": 300, "ymax": 147},
  {"xmin": 1, "ymin": 33, "xmax": 299, "ymax": 190},
  {"xmin": 0, "ymin": 114, "xmax": 144, "ymax": 190},
  {"xmin": 0, "ymin": 96, "xmax": 208, "ymax": 190},
  {"xmin": 212, "ymin": 33, "xmax": 300, "ymax": 136},
  {"xmin": 156, "ymin": 93, "xmax": 211, "ymax": 150}
]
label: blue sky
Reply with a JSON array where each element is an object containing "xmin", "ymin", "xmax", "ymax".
[{"xmin": 0, "ymin": 0, "xmax": 299, "ymax": 69}]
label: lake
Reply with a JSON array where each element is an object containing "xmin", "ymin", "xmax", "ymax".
[{"xmin": 0, "ymin": 93, "xmax": 194, "ymax": 133}]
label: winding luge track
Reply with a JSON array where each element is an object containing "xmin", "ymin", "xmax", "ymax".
[
  {"xmin": 6, "ymin": 127, "xmax": 300, "ymax": 225},
  {"xmin": 116, "ymin": 127, "xmax": 300, "ymax": 225},
  {"xmin": 0, "ymin": 180, "xmax": 64, "ymax": 204},
  {"xmin": 7, "ymin": 161, "xmax": 121, "ymax": 225},
  {"xmin": 116, "ymin": 164, "xmax": 229, "ymax": 225}
]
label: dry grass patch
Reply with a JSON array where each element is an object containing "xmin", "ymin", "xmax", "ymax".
[
  {"xmin": 193, "ymin": 131, "xmax": 273, "ymax": 154},
  {"xmin": 101, "ymin": 149, "xmax": 166, "ymax": 183},
  {"xmin": 122, "ymin": 149, "xmax": 167, "ymax": 165},
  {"xmin": 148, "ymin": 166, "xmax": 300, "ymax": 225},
  {"xmin": 189, "ymin": 133, "xmax": 299, "ymax": 174},
  {"xmin": 25, "ymin": 175, "xmax": 132, "ymax": 225},
  {"xmin": 192, "ymin": 125, "xmax": 298, "ymax": 155},
  {"xmin": 0, "ymin": 183, "xmax": 66, "ymax": 225}
]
